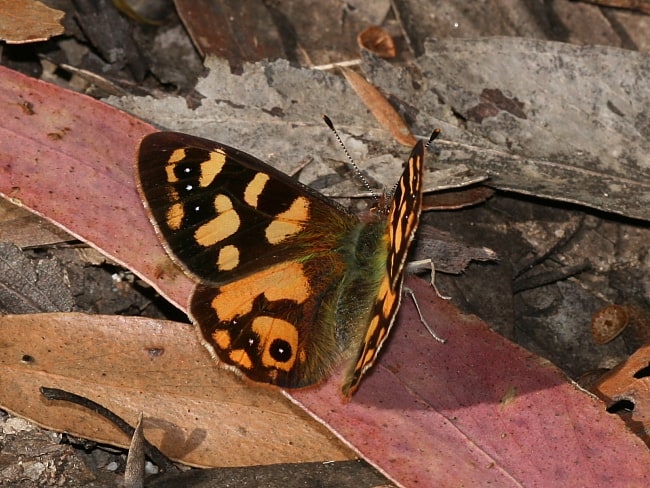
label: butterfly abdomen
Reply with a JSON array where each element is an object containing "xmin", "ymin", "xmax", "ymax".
[{"xmin": 333, "ymin": 219, "xmax": 390, "ymax": 354}]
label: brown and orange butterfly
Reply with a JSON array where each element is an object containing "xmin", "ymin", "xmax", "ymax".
[{"xmin": 137, "ymin": 128, "xmax": 428, "ymax": 397}]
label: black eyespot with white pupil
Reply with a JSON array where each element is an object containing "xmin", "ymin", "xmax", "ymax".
[{"xmin": 270, "ymin": 338, "xmax": 293, "ymax": 362}]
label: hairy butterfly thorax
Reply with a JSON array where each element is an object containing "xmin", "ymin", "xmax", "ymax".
[{"xmin": 137, "ymin": 129, "xmax": 426, "ymax": 397}]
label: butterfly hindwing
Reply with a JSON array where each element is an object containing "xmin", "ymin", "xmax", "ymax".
[
  {"xmin": 191, "ymin": 260, "xmax": 344, "ymax": 388},
  {"xmin": 137, "ymin": 131, "xmax": 426, "ymax": 396}
]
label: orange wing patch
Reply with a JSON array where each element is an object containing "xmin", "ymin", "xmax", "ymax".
[
  {"xmin": 265, "ymin": 196, "xmax": 310, "ymax": 244},
  {"xmin": 209, "ymin": 261, "xmax": 310, "ymax": 321},
  {"xmin": 194, "ymin": 260, "xmax": 312, "ymax": 379}
]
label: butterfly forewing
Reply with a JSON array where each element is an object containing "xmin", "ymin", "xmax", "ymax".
[
  {"xmin": 137, "ymin": 131, "xmax": 350, "ymax": 285},
  {"xmin": 342, "ymin": 140, "xmax": 425, "ymax": 396}
]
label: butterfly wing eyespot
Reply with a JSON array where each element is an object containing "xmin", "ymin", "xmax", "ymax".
[{"xmin": 137, "ymin": 131, "xmax": 426, "ymax": 396}]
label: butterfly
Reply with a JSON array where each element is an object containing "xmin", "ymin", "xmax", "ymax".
[{"xmin": 136, "ymin": 129, "xmax": 426, "ymax": 397}]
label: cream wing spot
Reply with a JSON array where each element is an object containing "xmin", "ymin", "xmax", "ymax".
[
  {"xmin": 168, "ymin": 148, "xmax": 186, "ymax": 164},
  {"xmin": 383, "ymin": 289, "xmax": 398, "ymax": 318},
  {"xmin": 194, "ymin": 194, "xmax": 240, "ymax": 247},
  {"xmin": 212, "ymin": 329, "xmax": 232, "ymax": 349},
  {"xmin": 377, "ymin": 276, "xmax": 398, "ymax": 318},
  {"xmin": 166, "ymin": 202, "xmax": 185, "ymax": 231},
  {"xmin": 217, "ymin": 244, "xmax": 240, "ymax": 271},
  {"xmin": 244, "ymin": 173, "xmax": 270, "ymax": 208},
  {"xmin": 212, "ymin": 330, "xmax": 256, "ymax": 369},
  {"xmin": 228, "ymin": 348, "xmax": 253, "ymax": 369},
  {"xmin": 214, "ymin": 193, "xmax": 233, "ymax": 213},
  {"xmin": 165, "ymin": 162, "xmax": 180, "ymax": 184},
  {"xmin": 265, "ymin": 196, "xmax": 310, "ymax": 244},
  {"xmin": 199, "ymin": 150, "xmax": 226, "ymax": 188},
  {"xmin": 362, "ymin": 346, "xmax": 377, "ymax": 368}
]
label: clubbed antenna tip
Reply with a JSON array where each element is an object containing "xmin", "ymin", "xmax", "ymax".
[
  {"xmin": 322, "ymin": 114, "xmax": 335, "ymax": 130},
  {"xmin": 426, "ymin": 128, "xmax": 441, "ymax": 150}
]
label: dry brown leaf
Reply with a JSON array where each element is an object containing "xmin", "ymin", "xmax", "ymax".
[
  {"xmin": 357, "ymin": 26, "xmax": 396, "ymax": 58},
  {"xmin": 0, "ymin": 199, "xmax": 72, "ymax": 247},
  {"xmin": 174, "ymin": 0, "xmax": 284, "ymax": 68},
  {"xmin": 340, "ymin": 67, "xmax": 417, "ymax": 147},
  {"xmin": 0, "ymin": 313, "xmax": 353, "ymax": 467},
  {"xmin": 592, "ymin": 343, "xmax": 650, "ymax": 445},
  {"xmin": 0, "ymin": 242, "xmax": 74, "ymax": 314},
  {"xmin": 412, "ymin": 225, "xmax": 498, "ymax": 275},
  {"xmin": 0, "ymin": 0, "xmax": 64, "ymax": 44}
]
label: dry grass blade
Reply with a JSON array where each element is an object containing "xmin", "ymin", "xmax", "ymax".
[{"xmin": 340, "ymin": 67, "xmax": 417, "ymax": 147}]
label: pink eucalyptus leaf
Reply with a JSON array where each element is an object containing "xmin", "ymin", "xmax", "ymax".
[{"xmin": 0, "ymin": 64, "xmax": 191, "ymax": 310}]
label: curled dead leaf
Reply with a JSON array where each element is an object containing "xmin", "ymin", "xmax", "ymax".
[
  {"xmin": 591, "ymin": 343, "xmax": 650, "ymax": 446},
  {"xmin": 422, "ymin": 186, "xmax": 494, "ymax": 211},
  {"xmin": 357, "ymin": 26, "xmax": 396, "ymax": 59}
]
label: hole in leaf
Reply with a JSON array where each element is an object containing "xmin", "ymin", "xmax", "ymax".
[
  {"xmin": 633, "ymin": 363, "xmax": 650, "ymax": 379},
  {"xmin": 607, "ymin": 399, "xmax": 635, "ymax": 414}
]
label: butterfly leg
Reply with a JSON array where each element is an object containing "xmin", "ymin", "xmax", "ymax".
[
  {"xmin": 405, "ymin": 258, "xmax": 451, "ymax": 300},
  {"xmin": 403, "ymin": 286, "xmax": 447, "ymax": 344}
]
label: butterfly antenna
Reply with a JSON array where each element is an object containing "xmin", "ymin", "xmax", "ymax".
[{"xmin": 322, "ymin": 115, "xmax": 377, "ymax": 200}]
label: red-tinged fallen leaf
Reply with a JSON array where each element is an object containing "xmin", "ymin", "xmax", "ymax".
[
  {"xmin": 1, "ymin": 65, "xmax": 649, "ymax": 487},
  {"xmin": 291, "ymin": 276, "xmax": 650, "ymax": 487},
  {"xmin": 0, "ymin": 64, "xmax": 192, "ymax": 311}
]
